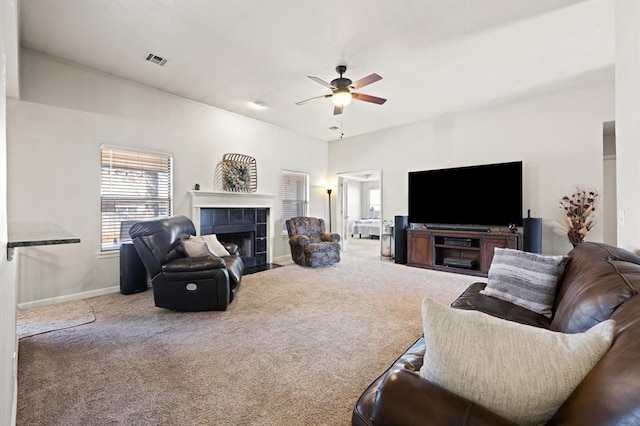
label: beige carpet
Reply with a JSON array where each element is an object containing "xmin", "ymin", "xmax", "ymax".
[
  {"xmin": 17, "ymin": 299, "xmax": 95, "ymax": 339},
  {"xmin": 17, "ymin": 243, "xmax": 484, "ymax": 426}
]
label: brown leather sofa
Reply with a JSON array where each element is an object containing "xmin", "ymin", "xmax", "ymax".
[
  {"xmin": 129, "ymin": 215, "xmax": 244, "ymax": 311},
  {"xmin": 353, "ymin": 242, "xmax": 640, "ymax": 425}
]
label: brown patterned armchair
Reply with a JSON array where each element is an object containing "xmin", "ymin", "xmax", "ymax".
[{"xmin": 286, "ymin": 217, "xmax": 341, "ymax": 267}]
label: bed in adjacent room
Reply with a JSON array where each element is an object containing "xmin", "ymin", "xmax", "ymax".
[{"xmin": 351, "ymin": 219, "xmax": 381, "ymax": 239}]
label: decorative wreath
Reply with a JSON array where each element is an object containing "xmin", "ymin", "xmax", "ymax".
[{"xmin": 221, "ymin": 153, "xmax": 257, "ymax": 192}]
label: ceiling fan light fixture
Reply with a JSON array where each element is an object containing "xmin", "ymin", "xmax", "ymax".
[
  {"xmin": 296, "ymin": 66, "xmax": 385, "ymax": 114},
  {"xmin": 332, "ymin": 89, "xmax": 352, "ymax": 107}
]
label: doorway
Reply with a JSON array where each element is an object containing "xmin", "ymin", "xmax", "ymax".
[
  {"xmin": 603, "ymin": 121, "xmax": 616, "ymax": 246},
  {"xmin": 337, "ymin": 170, "xmax": 382, "ymax": 257}
]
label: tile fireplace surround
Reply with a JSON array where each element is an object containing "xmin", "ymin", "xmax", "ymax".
[{"xmin": 189, "ymin": 191, "xmax": 275, "ymax": 266}]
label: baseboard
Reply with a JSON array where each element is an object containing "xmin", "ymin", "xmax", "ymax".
[
  {"xmin": 11, "ymin": 373, "xmax": 16, "ymax": 426},
  {"xmin": 272, "ymin": 255, "xmax": 293, "ymax": 266},
  {"xmin": 17, "ymin": 286, "xmax": 121, "ymax": 310}
]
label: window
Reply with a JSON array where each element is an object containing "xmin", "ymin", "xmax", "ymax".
[
  {"xmin": 282, "ymin": 170, "xmax": 309, "ymax": 232},
  {"xmin": 100, "ymin": 145, "xmax": 173, "ymax": 251},
  {"xmin": 368, "ymin": 189, "xmax": 381, "ymax": 218}
]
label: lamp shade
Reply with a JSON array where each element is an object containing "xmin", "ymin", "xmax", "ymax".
[{"xmin": 332, "ymin": 89, "xmax": 352, "ymax": 107}]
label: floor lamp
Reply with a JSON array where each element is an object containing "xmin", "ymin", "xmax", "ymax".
[{"xmin": 326, "ymin": 188, "xmax": 332, "ymax": 232}]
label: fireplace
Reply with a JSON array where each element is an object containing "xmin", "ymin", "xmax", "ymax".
[
  {"xmin": 200, "ymin": 208, "xmax": 267, "ymax": 267},
  {"xmin": 190, "ymin": 190, "xmax": 275, "ymax": 267}
]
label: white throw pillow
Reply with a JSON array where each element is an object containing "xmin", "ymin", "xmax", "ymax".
[
  {"xmin": 201, "ymin": 234, "xmax": 231, "ymax": 257},
  {"xmin": 420, "ymin": 297, "xmax": 615, "ymax": 426},
  {"xmin": 180, "ymin": 236, "xmax": 211, "ymax": 257},
  {"xmin": 480, "ymin": 247, "xmax": 568, "ymax": 318}
]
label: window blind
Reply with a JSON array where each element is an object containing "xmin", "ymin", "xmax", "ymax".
[
  {"xmin": 100, "ymin": 146, "xmax": 173, "ymax": 251},
  {"xmin": 282, "ymin": 171, "xmax": 309, "ymax": 232}
]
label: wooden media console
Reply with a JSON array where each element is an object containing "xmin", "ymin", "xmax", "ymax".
[{"xmin": 406, "ymin": 228, "xmax": 519, "ymax": 277}]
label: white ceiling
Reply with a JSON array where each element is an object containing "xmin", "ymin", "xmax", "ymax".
[{"xmin": 17, "ymin": 0, "xmax": 614, "ymax": 142}]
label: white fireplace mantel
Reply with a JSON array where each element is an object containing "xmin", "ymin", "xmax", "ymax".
[{"xmin": 189, "ymin": 190, "xmax": 275, "ymax": 210}]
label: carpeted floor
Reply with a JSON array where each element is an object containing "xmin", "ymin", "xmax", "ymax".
[
  {"xmin": 17, "ymin": 299, "xmax": 95, "ymax": 339},
  {"xmin": 17, "ymin": 241, "xmax": 484, "ymax": 425}
]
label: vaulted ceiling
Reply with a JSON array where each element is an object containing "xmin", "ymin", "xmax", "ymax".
[{"xmin": 18, "ymin": 0, "xmax": 613, "ymax": 141}]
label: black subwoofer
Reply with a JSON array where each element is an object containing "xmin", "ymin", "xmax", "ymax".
[
  {"xmin": 394, "ymin": 215, "xmax": 409, "ymax": 264},
  {"xmin": 523, "ymin": 217, "xmax": 542, "ymax": 254},
  {"xmin": 120, "ymin": 242, "xmax": 148, "ymax": 295}
]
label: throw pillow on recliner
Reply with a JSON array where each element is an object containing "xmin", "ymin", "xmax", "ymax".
[
  {"xmin": 201, "ymin": 234, "xmax": 231, "ymax": 257},
  {"xmin": 180, "ymin": 235, "xmax": 231, "ymax": 258},
  {"xmin": 180, "ymin": 237, "xmax": 211, "ymax": 257}
]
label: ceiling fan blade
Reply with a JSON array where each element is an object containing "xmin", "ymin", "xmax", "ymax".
[
  {"xmin": 351, "ymin": 73, "xmax": 382, "ymax": 89},
  {"xmin": 352, "ymin": 92, "xmax": 387, "ymax": 105},
  {"xmin": 308, "ymin": 76, "xmax": 336, "ymax": 90},
  {"xmin": 295, "ymin": 94, "xmax": 332, "ymax": 105},
  {"xmin": 333, "ymin": 104, "xmax": 344, "ymax": 115}
]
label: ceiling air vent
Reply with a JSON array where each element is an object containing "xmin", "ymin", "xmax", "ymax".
[{"xmin": 145, "ymin": 53, "xmax": 167, "ymax": 66}]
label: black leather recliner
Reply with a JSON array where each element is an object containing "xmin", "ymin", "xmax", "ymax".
[{"xmin": 129, "ymin": 215, "xmax": 244, "ymax": 311}]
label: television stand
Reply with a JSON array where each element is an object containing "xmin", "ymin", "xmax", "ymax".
[
  {"xmin": 406, "ymin": 228, "xmax": 519, "ymax": 277},
  {"xmin": 424, "ymin": 223, "xmax": 490, "ymax": 232}
]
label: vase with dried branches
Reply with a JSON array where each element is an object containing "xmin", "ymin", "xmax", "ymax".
[{"xmin": 559, "ymin": 187, "xmax": 600, "ymax": 247}]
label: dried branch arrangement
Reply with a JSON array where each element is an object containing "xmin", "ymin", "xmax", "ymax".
[{"xmin": 560, "ymin": 187, "xmax": 600, "ymax": 246}]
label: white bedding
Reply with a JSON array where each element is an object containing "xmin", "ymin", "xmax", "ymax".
[{"xmin": 351, "ymin": 219, "xmax": 381, "ymax": 237}]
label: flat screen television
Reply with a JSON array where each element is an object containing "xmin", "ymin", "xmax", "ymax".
[{"xmin": 408, "ymin": 161, "xmax": 523, "ymax": 229}]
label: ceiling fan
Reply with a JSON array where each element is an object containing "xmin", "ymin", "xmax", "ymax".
[{"xmin": 295, "ymin": 65, "xmax": 387, "ymax": 115}]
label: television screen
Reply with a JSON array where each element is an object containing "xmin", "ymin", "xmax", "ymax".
[{"xmin": 408, "ymin": 161, "xmax": 523, "ymax": 229}]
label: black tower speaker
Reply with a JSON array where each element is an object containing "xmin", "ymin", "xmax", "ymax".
[
  {"xmin": 523, "ymin": 217, "xmax": 542, "ymax": 254},
  {"xmin": 394, "ymin": 215, "xmax": 409, "ymax": 264},
  {"xmin": 120, "ymin": 242, "xmax": 148, "ymax": 295}
]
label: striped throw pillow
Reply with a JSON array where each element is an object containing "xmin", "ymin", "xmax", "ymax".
[{"xmin": 480, "ymin": 248, "xmax": 568, "ymax": 318}]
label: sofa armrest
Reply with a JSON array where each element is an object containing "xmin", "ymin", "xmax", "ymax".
[
  {"xmin": 162, "ymin": 256, "xmax": 226, "ymax": 272},
  {"xmin": 370, "ymin": 369, "xmax": 517, "ymax": 426},
  {"xmin": 289, "ymin": 235, "xmax": 311, "ymax": 246},
  {"xmin": 452, "ymin": 282, "xmax": 552, "ymax": 329},
  {"xmin": 222, "ymin": 242, "xmax": 239, "ymax": 255},
  {"xmin": 321, "ymin": 233, "xmax": 341, "ymax": 243}
]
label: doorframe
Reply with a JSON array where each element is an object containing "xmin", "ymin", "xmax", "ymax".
[
  {"xmin": 602, "ymin": 120, "xmax": 616, "ymax": 246},
  {"xmin": 337, "ymin": 169, "xmax": 383, "ymax": 252},
  {"xmin": 338, "ymin": 176, "xmax": 349, "ymax": 252}
]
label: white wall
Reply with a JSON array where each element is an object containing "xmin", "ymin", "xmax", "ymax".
[
  {"xmin": 1, "ymin": 0, "xmax": 19, "ymax": 423},
  {"xmin": 329, "ymin": 80, "xmax": 615, "ymax": 255},
  {"xmin": 8, "ymin": 50, "xmax": 328, "ymax": 306},
  {"xmin": 615, "ymin": 1, "xmax": 640, "ymax": 253}
]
